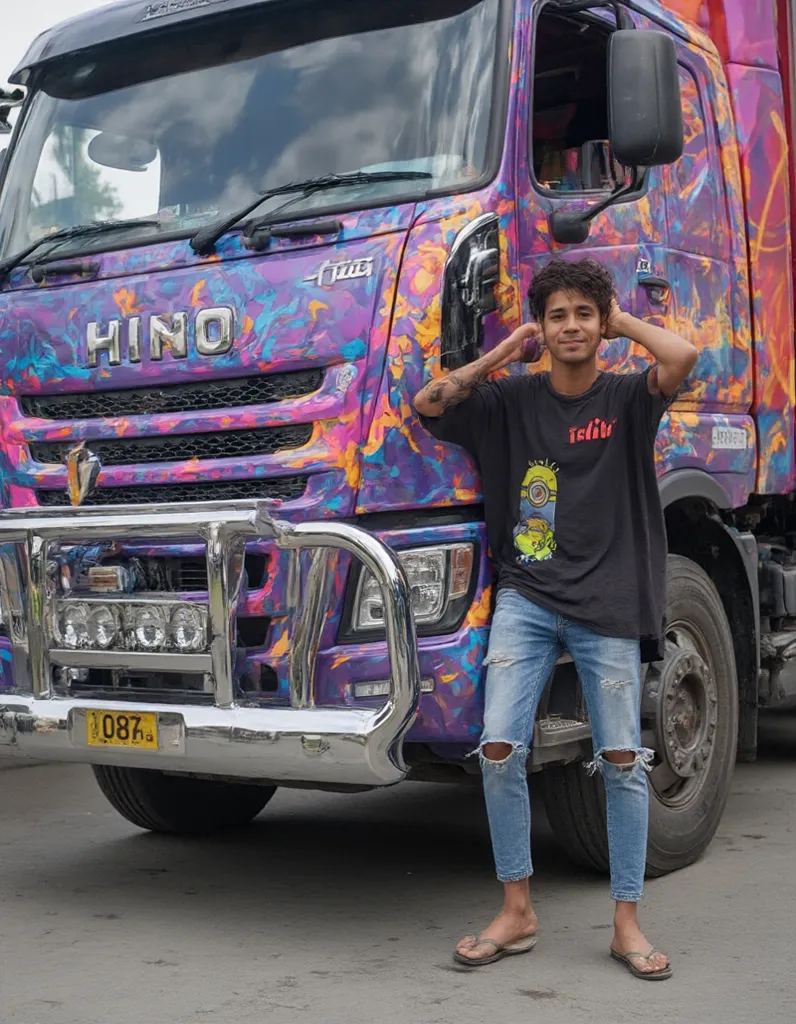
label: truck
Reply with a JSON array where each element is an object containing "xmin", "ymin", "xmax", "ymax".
[{"xmin": 0, "ymin": 0, "xmax": 792, "ymax": 879}]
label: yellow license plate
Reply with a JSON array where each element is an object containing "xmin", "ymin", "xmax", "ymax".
[{"xmin": 86, "ymin": 710, "xmax": 158, "ymax": 750}]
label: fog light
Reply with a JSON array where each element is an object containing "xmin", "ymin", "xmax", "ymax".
[
  {"xmin": 87, "ymin": 604, "xmax": 120, "ymax": 649},
  {"xmin": 169, "ymin": 604, "xmax": 207, "ymax": 652},
  {"xmin": 133, "ymin": 605, "xmax": 167, "ymax": 651},
  {"xmin": 57, "ymin": 603, "xmax": 89, "ymax": 649}
]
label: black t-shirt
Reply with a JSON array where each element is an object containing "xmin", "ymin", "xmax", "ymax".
[{"xmin": 422, "ymin": 369, "xmax": 669, "ymax": 661}]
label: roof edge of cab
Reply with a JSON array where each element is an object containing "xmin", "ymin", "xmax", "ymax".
[{"xmin": 10, "ymin": 0, "xmax": 279, "ymax": 85}]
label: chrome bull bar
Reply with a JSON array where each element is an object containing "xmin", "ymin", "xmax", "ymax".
[{"xmin": 0, "ymin": 502, "xmax": 421, "ymax": 786}]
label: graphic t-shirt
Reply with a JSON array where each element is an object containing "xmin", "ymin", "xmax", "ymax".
[{"xmin": 422, "ymin": 369, "xmax": 669, "ymax": 661}]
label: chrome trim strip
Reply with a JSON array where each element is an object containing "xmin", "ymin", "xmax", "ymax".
[
  {"xmin": 289, "ymin": 547, "xmax": 337, "ymax": 710},
  {"xmin": 50, "ymin": 649, "xmax": 212, "ymax": 672},
  {"xmin": 25, "ymin": 534, "xmax": 50, "ymax": 697}
]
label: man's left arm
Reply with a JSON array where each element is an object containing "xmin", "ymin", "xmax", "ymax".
[{"xmin": 605, "ymin": 301, "xmax": 698, "ymax": 398}]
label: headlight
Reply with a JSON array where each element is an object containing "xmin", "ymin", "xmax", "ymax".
[
  {"xmin": 169, "ymin": 604, "xmax": 208, "ymax": 653},
  {"xmin": 348, "ymin": 543, "xmax": 475, "ymax": 638},
  {"xmin": 87, "ymin": 604, "xmax": 121, "ymax": 650},
  {"xmin": 134, "ymin": 606, "xmax": 167, "ymax": 651},
  {"xmin": 57, "ymin": 602, "xmax": 90, "ymax": 649},
  {"xmin": 50, "ymin": 600, "xmax": 210, "ymax": 653}
]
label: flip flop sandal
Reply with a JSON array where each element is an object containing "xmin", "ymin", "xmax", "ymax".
[
  {"xmin": 453, "ymin": 934, "xmax": 538, "ymax": 967},
  {"xmin": 610, "ymin": 948, "xmax": 673, "ymax": 981}
]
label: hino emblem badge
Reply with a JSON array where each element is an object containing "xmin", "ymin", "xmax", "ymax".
[
  {"xmin": 85, "ymin": 306, "xmax": 234, "ymax": 367},
  {"xmin": 64, "ymin": 442, "xmax": 102, "ymax": 507},
  {"xmin": 304, "ymin": 257, "xmax": 374, "ymax": 288}
]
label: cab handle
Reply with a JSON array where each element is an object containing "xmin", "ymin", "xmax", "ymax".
[{"xmin": 639, "ymin": 276, "xmax": 671, "ymax": 304}]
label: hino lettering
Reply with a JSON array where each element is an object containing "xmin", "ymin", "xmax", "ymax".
[{"xmin": 86, "ymin": 306, "xmax": 234, "ymax": 366}]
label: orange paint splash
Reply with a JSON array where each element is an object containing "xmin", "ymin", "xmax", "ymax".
[
  {"xmin": 113, "ymin": 288, "xmax": 143, "ymax": 316},
  {"xmin": 189, "ymin": 279, "xmax": 206, "ymax": 308}
]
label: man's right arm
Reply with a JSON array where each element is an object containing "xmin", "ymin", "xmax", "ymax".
[{"xmin": 413, "ymin": 323, "xmax": 541, "ymax": 418}]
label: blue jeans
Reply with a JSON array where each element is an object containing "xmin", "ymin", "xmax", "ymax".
[{"xmin": 479, "ymin": 589, "xmax": 652, "ymax": 902}]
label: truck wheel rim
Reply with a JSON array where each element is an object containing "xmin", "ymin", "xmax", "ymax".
[{"xmin": 643, "ymin": 621, "xmax": 719, "ymax": 807}]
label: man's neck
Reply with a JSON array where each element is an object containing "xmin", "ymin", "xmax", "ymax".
[{"xmin": 548, "ymin": 361, "xmax": 600, "ymax": 396}]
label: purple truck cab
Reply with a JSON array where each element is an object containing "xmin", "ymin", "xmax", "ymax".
[{"xmin": 0, "ymin": 0, "xmax": 792, "ymax": 875}]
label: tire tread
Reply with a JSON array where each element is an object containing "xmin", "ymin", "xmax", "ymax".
[{"xmin": 93, "ymin": 765, "xmax": 275, "ymax": 834}]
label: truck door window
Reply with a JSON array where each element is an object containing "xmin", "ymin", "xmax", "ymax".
[{"xmin": 531, "ymin": 7, "xmax": 626, "ymax": 194}]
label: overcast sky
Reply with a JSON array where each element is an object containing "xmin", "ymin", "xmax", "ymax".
[{"xmin": 2, "ymin": 0, "xmax": 112, "ymax": 84}]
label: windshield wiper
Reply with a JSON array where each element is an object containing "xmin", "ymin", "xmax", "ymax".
[
  {"xmin": 190, "ymin": 170, "xmax": 433, "ymax": 256},
  {"xmin": 0, "ymin": 218, "xmax": 160, "ymax": 282}
]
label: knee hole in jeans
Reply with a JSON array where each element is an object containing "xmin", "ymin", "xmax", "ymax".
[
  {"xmin": 482, "ymin": 742, "xmax": 514, "ymax": 762},
  {"xmin": 585, "ymin": 747, "xmax": 654, "ymax": 776},
  {"xmin": 474, "ymin": 741, "xmax": 529, "ymax": 774},
  {"xmin": 603, "ymin": 749, "xmax": 635, "ymax": 766}
]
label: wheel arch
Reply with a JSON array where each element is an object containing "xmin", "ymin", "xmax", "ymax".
[{"xmin": 660, "ymin": 470, "xmax": 759, "ymax": 762}]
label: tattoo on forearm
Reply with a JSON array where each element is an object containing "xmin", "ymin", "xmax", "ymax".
[{"xmin": 419, "ymin": 366, "xmax": 487, "ymax": 413}]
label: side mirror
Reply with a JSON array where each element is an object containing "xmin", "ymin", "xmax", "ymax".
[
  {"xmin": 0, "ymin": 87, "xmax": 25, "ymax": 135},
  {"xmin": 549, "ymin": 29, "xmax": 683, "ymax": 246},
  {"xmin": 608, "ymin": 30, "xmax": 684, "ymax": 167}
]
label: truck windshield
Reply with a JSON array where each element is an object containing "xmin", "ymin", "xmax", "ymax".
[{"xmin": 0, "ymin": 0, "xmax": 501, "ymax": 259}]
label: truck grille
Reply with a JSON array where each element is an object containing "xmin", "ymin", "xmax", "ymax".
[
  {"xmin": 19, "ymin": 369, "xmax": 323, "ymax": 420},
  {"xmin": 29, "ymin": 424, "xmax": 312, "ymax": 467},
  {"xmin": 35, "ymin": 476, "xmax": 308, "ymax": 507}
]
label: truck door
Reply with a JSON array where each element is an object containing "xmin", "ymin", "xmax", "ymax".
[
  {"xmin": 661, "ymin": 47, "xmax": 750, "ymax": 412},
  {"xmin": 517, "ymin": 1, "xmax": 670, "ymax": 373}
]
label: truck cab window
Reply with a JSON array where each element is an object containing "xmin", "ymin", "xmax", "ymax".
[
  {"xmin": 0, "ymin": 0, "xmax": 500, "ymax": 257},
  {"xmin": 28, "ymin": 125, "xmax": 162, "ymax": 242},
  {"xmin": 531, "ymin": 8, "xmax": 625, "ymax": 193}
]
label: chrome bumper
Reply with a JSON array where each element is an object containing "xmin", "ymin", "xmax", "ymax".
[{"xmin": 0, "ymin": 502, "xmax": 421, "ymax": 787}]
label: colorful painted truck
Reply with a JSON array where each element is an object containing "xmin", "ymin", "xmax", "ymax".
[{"xmin": 0, "ymin": 0, "xmax": 792, "ymax": 876}]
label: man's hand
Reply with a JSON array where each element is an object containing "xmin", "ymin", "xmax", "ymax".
[
  {"xmin": 603, "ymin": 299, "xmax": 629, "ymax": 341},
  {"xmin": 413, "ymin": 323, "xmax": 543, "ymax": 418},
  {"xmin": 493, "ymin": 323, "xmax": 544, "ymax": 368}
]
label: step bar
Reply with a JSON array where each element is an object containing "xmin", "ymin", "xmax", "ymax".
[{"xmin": 0, "ymin": 501, "xmax": 421, "ymax": 787}]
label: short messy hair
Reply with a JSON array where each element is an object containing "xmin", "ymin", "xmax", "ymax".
[{"xmin": 527, "ymin": 258, "xmax": 615, "ymax": 322}]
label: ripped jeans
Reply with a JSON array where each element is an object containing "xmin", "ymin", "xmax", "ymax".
[{"xmin": 480, "ymin": 588, "xmax": 652, "ymax": 902}]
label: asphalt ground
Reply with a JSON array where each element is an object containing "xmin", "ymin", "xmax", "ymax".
[{"xmin": 1, "ymin": 710, "xmax": 794, "ymax": 1024}]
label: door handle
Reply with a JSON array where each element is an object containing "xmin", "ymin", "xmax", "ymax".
[{"xmin": 639, "ymin": 276, "xmax": 671, "ymax": 304}]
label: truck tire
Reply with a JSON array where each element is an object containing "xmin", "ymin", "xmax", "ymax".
[
  {"xmin": 542, "ymin": 554, "xmax": 739, "ymax": 877},
  {"xmin": 93, "ymin": 765, "xmax": 276, "ymax": 834}
]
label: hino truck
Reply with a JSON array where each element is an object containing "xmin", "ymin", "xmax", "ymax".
[{"xmin": 0, "ymin": 0, "xmax": 793, "ymax": 879}]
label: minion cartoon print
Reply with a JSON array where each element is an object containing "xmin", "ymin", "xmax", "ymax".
[{"xmin": 513, "ymin": 460, "xmax": 559, "ymax": 562}]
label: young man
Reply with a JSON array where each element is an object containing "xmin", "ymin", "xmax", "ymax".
[{"xmin": 414, "ymin": 259, "xmax": 698, "ymax": 980}]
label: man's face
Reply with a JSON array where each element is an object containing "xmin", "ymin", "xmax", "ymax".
[{"xmin": 541, "ymin": 289, "xmax": 603, "ymax": 366}]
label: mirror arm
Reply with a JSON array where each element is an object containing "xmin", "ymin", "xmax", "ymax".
[
  {"xmin": 547, "ymin": 0, "xmax": 634, "ymax": 29},
  {"xmin": 548, "ymin": 167, "xmax": 645, "ymax": 245}
]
